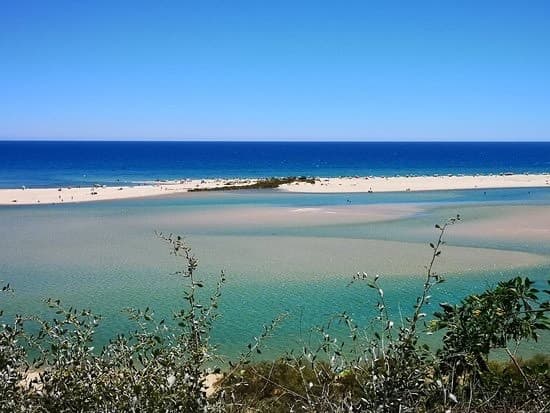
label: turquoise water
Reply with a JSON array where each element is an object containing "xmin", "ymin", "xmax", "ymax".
[{"xmin": 1, "ymin": 187, "xmax": 549, "ymax": 359}]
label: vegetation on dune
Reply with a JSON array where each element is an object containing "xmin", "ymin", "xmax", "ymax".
[
  {"xmin": 188, "ymin": 176, "xmax": 316, "ymax": 191},
  {"xmin": 1, "ymin": 217, "xmax": 549, "ymax": 412}
]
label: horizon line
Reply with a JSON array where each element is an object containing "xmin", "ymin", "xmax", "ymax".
[{"xmin": 1, "ymin": 138, "xmax": 550, "ymax": 143}]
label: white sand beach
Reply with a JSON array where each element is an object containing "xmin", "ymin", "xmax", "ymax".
[
  {"xmin": 1, "ymin": 173, "xmax": 549, "ymax": 205},
  {"xmin": 0, "ymin": 178, "xmax": 258, "ymax": 205},
  {"xmin": 280, "ymin": 173, "xmax": 550, "ymax": 193}
]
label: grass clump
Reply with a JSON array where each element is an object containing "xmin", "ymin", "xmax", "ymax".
[{"xmin": 189, "ymin": 176, "xmax": 316, "ymax": 191}]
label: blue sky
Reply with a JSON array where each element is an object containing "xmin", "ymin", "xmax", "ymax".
[{"xmin": 1, "ymin": 1, "xmax": 549, "ymax": 141}]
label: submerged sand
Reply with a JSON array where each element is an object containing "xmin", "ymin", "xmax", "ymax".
[
  {"xmin": 1, "ymin": 173, "xmax": 549, "ymax": 205},
  {"xmin": 450, "ymin": 205, "xmax": 550, "ymax": 242},
  {"xmin": 142, "ymin": 204, "xmax": 423, "ymax": 230},
  {"xmin": 187, "ymin": 235, "xmax": 550, "ymax": 280}
]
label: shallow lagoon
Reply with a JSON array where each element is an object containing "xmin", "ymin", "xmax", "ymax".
[{"xmin": 1, "ymin": 187, "xmax": 549, "ymax": 359}]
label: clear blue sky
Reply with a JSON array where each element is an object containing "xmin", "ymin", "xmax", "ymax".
[{"xmin": 1, "ymin": 0, "xmax": 549, "ymax": 141}]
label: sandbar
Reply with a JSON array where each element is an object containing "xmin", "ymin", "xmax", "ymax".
[
  {"xmin": 0, "ymin": 179, "xmax": 257, "ymax": 205},
  {"xmin": 1, "ymin": 173, "xmax": 550, "ymax": 205},
  {"xmin": 280, "ymin": 173, "xmax": 550, "ymax": 193}
]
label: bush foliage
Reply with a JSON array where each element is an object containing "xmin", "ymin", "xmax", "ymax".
[{"xmin": 1, "ymin": 217, "xmax": 549, "ymax": 412}]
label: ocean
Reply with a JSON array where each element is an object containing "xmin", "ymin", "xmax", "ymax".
[{"xmin": 1, "ymin": 141, "xmax": 550, "ymax": 188}]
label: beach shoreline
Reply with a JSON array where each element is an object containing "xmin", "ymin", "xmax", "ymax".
[
  {"xmin": 280, "ymin": 173, "xmax": 550, "ymax": 194},
  {"xmin": 0, "ymin": 178, "xmax": 258, "ymax": 205},
  {"xmin": 1, "ymin": 173, "xmax": 549, "ymax": 205}
]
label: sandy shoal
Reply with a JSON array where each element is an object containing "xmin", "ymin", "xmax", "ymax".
[
  {"xmin": 187, "ymin": 235, "xmax": 550, "ymax": 279},
  {"xmin": 450, "ymin": 205, "xmax": 550, "ymax": 242},
  {"xmin": 139, "ymin": 204, "xmax": 423, "ymax": 230},
  {"xmin": 280, "ymin": 174, "xmax": 550, "ymax": 193}
]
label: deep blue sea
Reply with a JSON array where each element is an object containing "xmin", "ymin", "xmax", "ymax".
[{"xmin": 1, "ymin": 141, "xmax": 550, "ymax": 188}]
